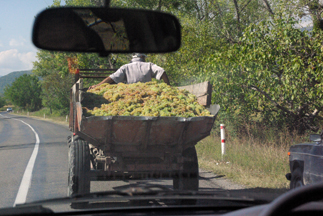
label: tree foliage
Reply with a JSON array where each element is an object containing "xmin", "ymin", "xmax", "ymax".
[
  {"xmin": 0, "ymin": 97, "xmax": 6, "ymax": 108},
  {"xmin": 197, "ymin": 15, "xmax": 323, "ymax": 133},
  {"xmin": 41, "ymin": 73, "xmax": 74, "ymax": 114},
  {"xmin": 4, "ymin": 74, "xmax": 42, "ymax": 111}
]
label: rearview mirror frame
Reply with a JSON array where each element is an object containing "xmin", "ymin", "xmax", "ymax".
[{"xmin": 32, "ymin": 7, "xmax": 181, "ymax": 55}]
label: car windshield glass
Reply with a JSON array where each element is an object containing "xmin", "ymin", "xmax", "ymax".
[{"xmin": 0, "ymin": 0, "xmax": 321, "ymax": 214}]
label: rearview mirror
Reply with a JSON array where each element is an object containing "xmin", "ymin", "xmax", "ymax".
[{"xmin": 32, "ymin": 7, "xmax": 181, "ymax": 54}]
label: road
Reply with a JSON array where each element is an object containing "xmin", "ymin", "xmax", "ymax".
[
  {"xmin": 0, "ymin": 113, "xmax": 70, "ymax": 208},
  {"xmin": 0, "ymin": 112, "xmax": 286, "ymax": 209}
]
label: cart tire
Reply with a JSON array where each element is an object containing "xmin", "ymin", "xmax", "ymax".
[
  {"xmin": 173, "ymin": 146, "xmax": 199, "ymax": 191},
  {"xmin": 68, "ymin": 138, "xmax": 90, "ymax": 196},
  {"xmin": 290, "ymin": 168, "xmax": 304, "ymax": 190}
]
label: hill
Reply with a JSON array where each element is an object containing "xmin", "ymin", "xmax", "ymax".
[{"xmin": 0, "ymin": 70, "xmax": 32, "ymax": 95}]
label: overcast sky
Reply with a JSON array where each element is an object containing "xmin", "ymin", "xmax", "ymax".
[{"xmin": 0, "ymin": 0, "xmax": 55, "ymax": 76}]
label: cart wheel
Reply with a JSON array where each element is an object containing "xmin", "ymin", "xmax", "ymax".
[
  {"xmin": 173, "ymin": 146, "xmax": 199, "ymax": 191},
  {"xmin": 290, "ymin": 168, "xmax": 304, "ymax": 190},
  {"xmin": 68, "ymin": 138, "xmax": 90, "ymax": 196}
]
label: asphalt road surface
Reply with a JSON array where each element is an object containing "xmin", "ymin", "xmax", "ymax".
[{"xmin": 0, "ymin": 113, "xmax": 286, "ymax": 210}]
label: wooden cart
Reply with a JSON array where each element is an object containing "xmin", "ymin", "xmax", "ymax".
[{"xmin": 67, "ymin": 70, "xmax": 219, "ymax": 196}]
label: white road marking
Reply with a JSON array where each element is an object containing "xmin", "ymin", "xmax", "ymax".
[{"xmin": 0, "ymin": 114, "xmax": 40, "ymax": 206}]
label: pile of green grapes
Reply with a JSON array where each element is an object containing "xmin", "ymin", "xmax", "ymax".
[{"xmin": 83, "ymin": 81, "xmax": 211, "ymax": 117}]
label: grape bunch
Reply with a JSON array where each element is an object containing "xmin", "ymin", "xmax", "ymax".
[{"xmin": 83, "ymin": 81, "xmax": 212, "ymax": 117}]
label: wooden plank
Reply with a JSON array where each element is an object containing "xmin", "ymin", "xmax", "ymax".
[
  {"xmin": 80, "ymin": 72, "xmax": 113, "ymax": 75},
  {"xmin": 69, "ymin": 91, "xmax": 73, "ymax": 131},
  {"xmin": 79, "ymin": 75, "xmax": 110, "ymax": 79},
  {"xmin": 78, "ymin": 79, "xmax": 83, "ymax": 103},
  {"xmin": 79, "ymin": 68, "xmax": 116, "ymax": 71},
  {"xmin": 197, "ymin": 95, "xmax": 208, "ymax": 106},
  {"xmin": 76, "ymin": 102, "xmax": 83, "ymax": 131},
  {"xmin": 177, "ymin": 81, "xmax": 212, "ymax": 107},
  {"xmin": 177, "ymin": 81, "xmax": 210, "ymax": 97}
]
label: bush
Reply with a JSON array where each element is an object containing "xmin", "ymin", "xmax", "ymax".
[{"xmin": 4, "ymin": 74, "xmax": 42, "ymax": 111}]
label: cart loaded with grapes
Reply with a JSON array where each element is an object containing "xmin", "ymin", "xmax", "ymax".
[{"xmin": 67, "ymin": 69, "xmax": 220, "ymax": 196}]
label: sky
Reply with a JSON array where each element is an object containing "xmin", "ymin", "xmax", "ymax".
[{"xmin": 0, "ymin": 0, "xmax": 56, "ymax": 76}]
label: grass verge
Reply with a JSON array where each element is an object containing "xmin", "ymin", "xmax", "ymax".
[
  {"xmin": 9, "ymin": 108, "xmax": 69, "ymax": 126},
  {"xmin": 196, "ymin": 125, "xmax": 310, "ymax": 189}
]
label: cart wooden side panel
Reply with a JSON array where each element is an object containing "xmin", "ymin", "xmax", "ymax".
[{"xmin": 78, "ymin": 115, "xmax": 216, "ymax": 149}]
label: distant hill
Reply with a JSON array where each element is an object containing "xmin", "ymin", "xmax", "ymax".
[{"xmin": 0, "ymin": 70, "xmax": 32, "ymax": 95}]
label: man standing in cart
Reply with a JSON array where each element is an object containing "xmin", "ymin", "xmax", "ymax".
[{"xmin": 88, "ymin": 53, "xmax": 170, "ymax": 89}]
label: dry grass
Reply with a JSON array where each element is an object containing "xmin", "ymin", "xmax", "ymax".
[
  {"xmin": 10, "ymin": 109, "xmax": 69, "ymax": 126},
  {"xmin": 196, "ymin": 124, "xmax": 310, "ymax": 189}
]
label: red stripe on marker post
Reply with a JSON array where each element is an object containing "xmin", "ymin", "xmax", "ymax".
[{"xmin": 220, "ymin": 124, "xmax": 226, "ymax": 159}]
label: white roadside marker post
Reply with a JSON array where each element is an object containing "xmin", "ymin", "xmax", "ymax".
[
  {"xmin": 44, "ymin": 114, "xmax": 46, "ymax": 119},
  {"xmin": 66, "ymin": 115, "xmax": 68, "ymax": 122},
  {"xmin": 220, "ymin": 124, "xmax": 225, "ymax": 161}
]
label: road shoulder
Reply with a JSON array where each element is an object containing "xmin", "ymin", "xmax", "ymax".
[{"xmin": 199, "ymin": 168, "xmax": 245, "ymax": 190}]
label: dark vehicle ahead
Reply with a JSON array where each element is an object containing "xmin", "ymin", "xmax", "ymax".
[
  {"xmin": 6, "ymin": 108, "xmax": 12, "ymax": 112},
  {"xmin": 286, "ymin": 134, "xmax": 323, "ymax": 189}
]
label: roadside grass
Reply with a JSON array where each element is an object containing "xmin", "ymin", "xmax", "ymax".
[
  {"xmin": 10, "ymin": 107, "xmax": 69, "ymax": 126},
  {"xmin": 196, "ymin": 124, "xmax": 310, "ymax": 189}
]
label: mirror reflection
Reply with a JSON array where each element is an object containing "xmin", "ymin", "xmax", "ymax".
[{"xmin": 32, "ymin": 8, "xmax": 181, "ymax": 53}]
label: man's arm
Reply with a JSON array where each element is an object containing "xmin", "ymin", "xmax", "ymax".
[
  {"xmin": 161, "ymin": 72, "xmax": 170, "ymax": 85},
  {"xmin": 150, "ymin": 63, "xmax": 170, "ymax": 85},
  {"xmin": 88, "ymin": 76, "xmax": 116, "ymax": 90}
]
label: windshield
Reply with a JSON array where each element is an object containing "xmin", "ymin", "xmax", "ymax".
[{"xmin": 0, "ymin": 0, "xmax": 320, "ymax": 213}]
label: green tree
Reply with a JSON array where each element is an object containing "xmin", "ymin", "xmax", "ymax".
[
  {"xmin": 199, "ymin": 14, "xmax": 323, "ymax": 134},
  {"xmin": 0, "ymin": 96, "xmax": 6, "ymax": 108},
  {"xmin": 4, "ymin": 74, "xmax": 42, "ymax": 111},
  {"xmin": 41, "ymin": 73, "xmax": 74, "ymax": 114}
]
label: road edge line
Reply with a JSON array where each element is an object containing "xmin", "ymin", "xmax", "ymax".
[{"xmin": 0, "ymin": 114, "xmax": 41, "ymax": 206}]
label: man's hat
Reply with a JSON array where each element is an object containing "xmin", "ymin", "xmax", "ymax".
[{"xmin": 132, "ymin": 53, "xmax": 147, "ymax": 58}]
